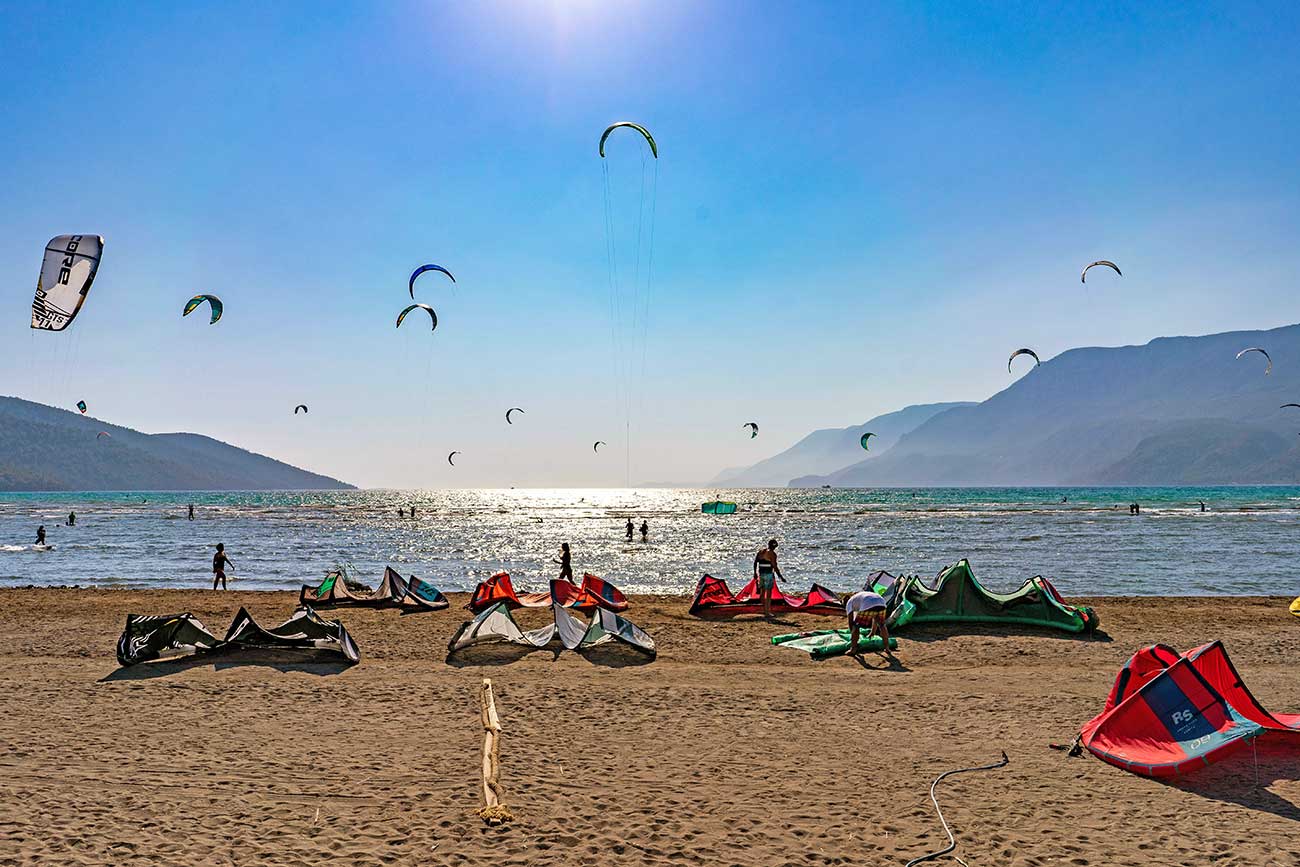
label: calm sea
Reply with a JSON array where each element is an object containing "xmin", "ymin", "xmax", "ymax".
[{"xmin": 0, "ymin": 487, "xmax": 1297, "ymax": 596}]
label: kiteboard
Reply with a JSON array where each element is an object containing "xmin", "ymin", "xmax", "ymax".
[
  {"xmin": 33, "ymin": 544, "xmax": 55, "ymax": 552},
  {"xmin": 1289, "ymin": 597, "xmax": 1300, "ymax": 618}
]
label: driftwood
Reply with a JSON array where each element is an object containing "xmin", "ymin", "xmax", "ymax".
[{"xmin": 477, "ymin": 678, "xmax": 513, "ymax": 825}]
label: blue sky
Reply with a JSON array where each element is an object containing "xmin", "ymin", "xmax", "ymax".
[{"xmin": 2, "ymin": 1, "xmax": 1299, "ymax": 487}]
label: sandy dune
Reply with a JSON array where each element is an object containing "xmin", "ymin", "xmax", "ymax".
[{"xmin": 0, "ymin": 589, "xmax": 1297, "ymax": 866}]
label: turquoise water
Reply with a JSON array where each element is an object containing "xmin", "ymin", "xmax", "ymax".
[{"xmin": 1, "ymin": 487, "xmax": 1297, "ymax": 596}]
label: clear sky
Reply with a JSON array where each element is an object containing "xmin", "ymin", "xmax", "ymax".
[{"xmin": 3, "ymin": 1, "xmax": 1300, "ymax": 488}]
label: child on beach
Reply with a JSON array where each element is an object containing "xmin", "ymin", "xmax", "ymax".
[{"xmin": 212, "ymin": 543, "xmax": 234, "ymax": 590}]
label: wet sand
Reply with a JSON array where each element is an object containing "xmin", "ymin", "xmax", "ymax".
[{"xmin": 1, "ymin": 589, "xmax": 1297, "ymax": 866}]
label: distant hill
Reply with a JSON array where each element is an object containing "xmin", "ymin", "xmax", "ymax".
[
  {"xmin": 0, "ymin": 397, "xmax": 353, "ymax": 491},
  {"xmin": 710, "ymin": 402, "xmax": 975, "ymax": 487},
  {"xmin": 792, "ymin": 324, "xmax": 1300, "ymax": 487}
]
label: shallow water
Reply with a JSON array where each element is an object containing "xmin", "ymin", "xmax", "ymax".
[{"xmin": 0, "ymin": 487, "xmax": 1297, "ymax": 596}]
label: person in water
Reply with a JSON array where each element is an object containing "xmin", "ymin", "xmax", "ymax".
[
  {"xmin": 188, "ymin": 504, "xmax": 195, "ymax": 521},
  {"xmin": 753, "ymin": 539, "xmax": 785, "ymax": 619},
  {"xmin": 67, "ymin": 511, "xmax": 76, "ymax": 526},
  {"xmin": 558, "ymin": 542, "xmax": 573, "ymax": 582},
  {"xmin": 639, "ymin": 520, "xmax": 649, "ymax": 542},
  {"xmin": 410, "ymin": 505, "xmax": 417, "ymax": 519},
  {"xmin": 398, "ymin": 508, "xmax": 405, "ymax": 518},
  {"xmin": 212, "ymin": 543, "xmax": 234, "ymax": 590},
  {"xmin": 36, "ymin": 525, "xmax": 45, "ymax": 546},
  {"xmin": 625, "ymin": 519, "xmax": 634, "ymax": 541},
  {"xmin": 843, "ymin": 587, "xmax": 892, "ymax": 656}
]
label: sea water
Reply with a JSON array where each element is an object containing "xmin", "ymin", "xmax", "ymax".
[{"xmin": 0, "ymin": 487, "xmax": 1296, "ymax": 596}]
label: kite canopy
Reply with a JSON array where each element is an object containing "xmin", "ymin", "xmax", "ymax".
[
  {"xmin": 448, "ymin": 600, "xmax": 654, "ymax": 658},
  {"xmin": 689, "ymin": 574, "xmax": 844, "ymax": 618},
  {"xmin": 76, "ymin": 400, "xmax": 87, "ymax": 414},
  {"xmin": 860, "ymin": 432, "xmax": 876, "ymax": 450},
  {"xmin": 743, "ymin": 422, "xmax": 759, "ymax": 439},
  {"xmin": 183, "ymin": 294, "xmax": 223, "ymax": 324},
  {"xmin": 97, "ymin": 431, "xmax": 111, "ymax": 440},
  {"xmin": 598, "ymin": 121, "xmax": 658, "ymax": 158},
  {"xmin": 396, "ymin": 303, "xmax": 438, "ymax": 331},
  {"xmin": 299, "ymin": 567, "xmax": 448, "ymax": 612},
  {"xmin": 447, "ymin": 450, "xmax": 460, "ymax": 466},
  {"xmin": 1080, "ymin": 640, "xmax": 1300, "ymax": 777},
  {"xmin": 116, "ymin": 613, "xmax": 219, "ymax": 666},
  {"xmin": 32, "ymin": 234, "xmax": 104, "ymax": 332},
  {"xmin": 771, "ymin": 630, "xmax": 898, "ymax": 659},
  {"xmin": 1080, "ymin": 260, "xmax": 1122, "ymax": 283},
  {"xmin": 408, "ymin": 264, "xmax": 455, "ymax": 299},
  {"xmin": 887, "ymin": 560, "xmax": 1098, "ymax": 633},
  {"xmin": 593, "ymin": 440, "xmax": 606, "ymax": 452},
  {"xmin": 1236, "ymin": 346, "xmax": 1272, "ymax": 375},
  {"xmin": 1008, "ymin": 348, "xmax": 1041, "ymax": 373},
  {"xmin": 468, "ymin": 572, "xmax": 627, "ymax": 614},
  {"xmin": 294, "ymin": 404, "xmax": 308, "ymax": 414},
  {"xmin": 505, "ymin": 407, "xmax": 524, "ymax": 424},
  {"xmin": 701, "ymin": 501, "xmax": 738, "ymax": 515}
]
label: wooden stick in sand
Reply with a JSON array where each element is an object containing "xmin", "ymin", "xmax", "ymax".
[{"xmin": 477, "ymin": 678, "xmax": 513, "ymax": 825}]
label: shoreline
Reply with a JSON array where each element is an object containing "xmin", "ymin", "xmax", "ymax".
[{"xmin": 2, "ymin": 590, "xmax": 1298, "ymax": 865}]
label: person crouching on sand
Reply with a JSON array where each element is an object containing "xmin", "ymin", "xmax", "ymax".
[
  {"xmin": 212, "ymin": 543, "xmax": 234, "ymax": 590},
  {"xmin": 753, "ymin": 539, "xmax": 784, "ymax": 620},
  {"xmin": 843, "ymin": 587, "xmax": 891, "ymax": 656}
]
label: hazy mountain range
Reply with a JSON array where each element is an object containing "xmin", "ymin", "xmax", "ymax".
[
  {"xmin": 714, "ymin": 324, "xmax": 1300, "ymax": 487},
  {"xmin": 0, "ymin": 397, "xmax": 353, "ymax": 491}
]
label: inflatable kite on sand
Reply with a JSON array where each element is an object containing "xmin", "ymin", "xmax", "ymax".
[
  {"xmin": 448, "ymin": 600, "xmax": 655, "ymax": 659},
  {"xmin": 116, "ymin": 606, "xmax": 359, "ymax": 666},
  {"xmin": 299, "ymin": 567, "xmax": 448, "ymax": 611},
  {"xmin": 467, "ymin": 573, "xmax": 628, "ymax": 614},
  {"xmin": 1079, "ymin": 640, "xmax": 1300, "ymax": 777},
  {"xmin": 688, "ymin": 574, "xmax": 844, "ymax": 617}
]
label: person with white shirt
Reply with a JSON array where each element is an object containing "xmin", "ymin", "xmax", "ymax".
[{"xmin": 843, "ymin": 588, "xmax": 892, "ymax": 656}]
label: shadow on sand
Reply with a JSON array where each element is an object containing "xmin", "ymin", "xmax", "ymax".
[
  {"xmin": 894, "ymin": 623, "xmax": 1113, "ymax": 644},
  {"xmin": 1167, "ymin": 744, "xmax": 1300, "ymax": 822},
  {"xmin": 100, "ymin": 648, "xmax": 353, "ymax": 682},
  {"xmin": 445, "ymin": 643, "xmax": 655, "ymax": 669}
]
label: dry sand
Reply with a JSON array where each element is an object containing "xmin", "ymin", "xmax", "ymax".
[{"xmin": 1, "ymin": 588, "xmax": 1298, "ymax": 866}]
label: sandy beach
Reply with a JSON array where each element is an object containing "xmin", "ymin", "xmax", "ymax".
[{"xmin": 1, "ymin": 589, "xmax": 1297, "ymax": 866}]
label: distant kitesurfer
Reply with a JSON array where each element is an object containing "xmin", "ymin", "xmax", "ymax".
[
  {"xmin": 36, "ymin": 525, "xmax": 45, "ymax": 546},
  {"xmin": 1199, "ymin": 501, "xmax": 1206, "ymax": 513},
  {"xmin": 640, "ymin": 520, "xmax": 649, "ymax": 542},
  {"xmin": 558, "ymin": 543, "xmax": 573, "ymax": 582},
  {"xmin": 625, "ymin": 519, "xmax": 634, "ymax": 541},
  {"xmin": 410, "ymin": 505, "xmax": 417, "ymax": 519},
  {"xmin": 844, "ymin": 588, "xmax": 892, "ymax": 656},
  {"xmin": 753, "ymin": 539, "xmax": 785, "ymax": 620},
  {"xmin": 212, "ymin": 543, "xmax": 233, "ymax": 590},
  {"xmin": 67, "ymin": 511, "xmax": 76, "ymax": 526},
  {"xmin": 399, "ymin": 508, "xmax": 405, "ymax": 518},
  {"xmin": 188, "ymin": 504, "xmax": 195, "ymax": 521}
]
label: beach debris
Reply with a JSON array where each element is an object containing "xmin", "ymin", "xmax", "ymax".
[
  {"xmin": 407, "ymin": 264, "xmax": 455, "ymax": 299},
  {"xmin": 1080, "ymin": 260, "xmax": 1121, "ymax": 282},
  {"xmin": 396, "ymin": 302, "xmax": 437, "ymax": 331},
  {"xmin": 477, "ymin": 678, "xmax": 513, "ymax": 825},
  {"xmin": 905, "ymin": 751, "xmax": 1009, "ymax": 867},
  {"xmin": 505, "ymin": 407, "xmax": 524, "ymax": 424},
  {"xmin": 294, "ymin": 404, "xmax": 308, "ymax": 414},
  {"xmin": 860, "ymin": 432, "xmax": 876, "ymax": 450},
  {"xmin": 32, "ymin": 234, "xmax": 104, "ymax": 332},
  {"xmin": 447, "ymin": 450, "xmax": 461, "ymax": 467},
  {"xmin": 1008, "ymin": 347, "xmax": 1041, "ymax": 374},
  {"xmin": 1236, "ymin": 346, "xmax": 1272, "ymax": 375},
  {"xmin": 183, "ymin": 294, "xmax": 223, "ymax": 325},
  {"xmin": 743, "ymin": 421, "xmax": 759, "ymax": 439},
  {"xmin": 598, "ymin": 121, "xmax": 658, "ymax": 158}
]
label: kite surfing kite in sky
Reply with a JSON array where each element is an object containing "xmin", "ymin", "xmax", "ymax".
[
  {"xmin": 599, "ymin": 122, "xmax": 658, "ymax": 159},
  {"xmin": 32, "ymin": 234, "xmax": 104, "ymax": 332},
  {"xmin": 76, "ymin": 401, "xmax": 87, "ymax": 414},
  {"xmin": 1080, "ymin": 260, "xmax": 1121, "ymax": 283},
  {"xmin": 1008, "ymin": 348, "xmax": 1041, "ymax": 373},
  {"xmin": 408, "ymin": 264, "xmax": 455, "ymax": 299},
  {"xmin": 860, "ymin": 432, "xmax": 876, "ymax": 450},
  {"xmin": 447, "ymin": 451, "xmax": 461, "ymax": 466},
  {"xmin": 97, "ymin": 431, "xmax": 111, "ymax": 440},
  {"xmin": 506, "ymin": 407, "xmax": 524, "ymax": 424},
  {"xmin": 183, "ymin": 294, "xmax": 223, "ymax": 325},
  {"xmin": 294, "ymin": 405, "xmax": 308, "ymax": 414},
  {"xmin": 593, "ymin": 441, "xmax": 606, "ymax": 453},
  {"xmin": 1236, "ymin": 347, "xmax": 1272, "ymax": 375},
  {"xmin": 396, "ymin": 303, "xmax": 438, "ymax": 331},
  {"xmin": 743, "ymin": 422, "xmax": 759, "ymax": 439}
]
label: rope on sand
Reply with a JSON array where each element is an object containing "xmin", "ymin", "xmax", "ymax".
[
  {"xmin": 477, "ymin": 678, "xmax": 514, "ymax": 825},
  {"xmin": 905, "ymin": 751, "xmax": 1009, "ymax": 867}
]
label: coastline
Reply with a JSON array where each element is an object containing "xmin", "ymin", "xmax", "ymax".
[{"xmin": 2, "ymin": 589, "xmax": 1297, "ymax": 865}]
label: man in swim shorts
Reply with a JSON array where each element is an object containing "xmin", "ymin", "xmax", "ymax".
[
  {"xmin": 212, "ymin": 543, "xmax": 234, "ymax": 590},
  {"xmin": 843, "ymin": 588, "xmax": 891, "ymax": 656},
  {"xmin": 753, "ymin": 539, "xmax": 784, "ymax": 620}
]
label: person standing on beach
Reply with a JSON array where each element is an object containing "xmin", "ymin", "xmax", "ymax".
[
  {"xmin": 188, "ymin": 504, "xmax": 195, "ymax": 521},
  {"xmin": 212, "ymin": 543, "xmax": 233, "ymax": 590},
  {"xmin": 753, "ymin": 539, "xmax": 784, "ymax": 620},
  {"xmin": 625, "ymin": 519, "xmax": 634, "ymax": 541},
  {"xmin": 558, "ymin": 543, "xmax": 573, "ymax": 582},
  {"xmin": 35, "ymin": 525, "xmax": 45, "ymax": 546},
  {"xmin": 639, "ymin": 520, "xmax": 648, "ymax": 542},
  {"xmin": 844, "ymin": 588, "xmax": 891, "ymax": 656}
]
